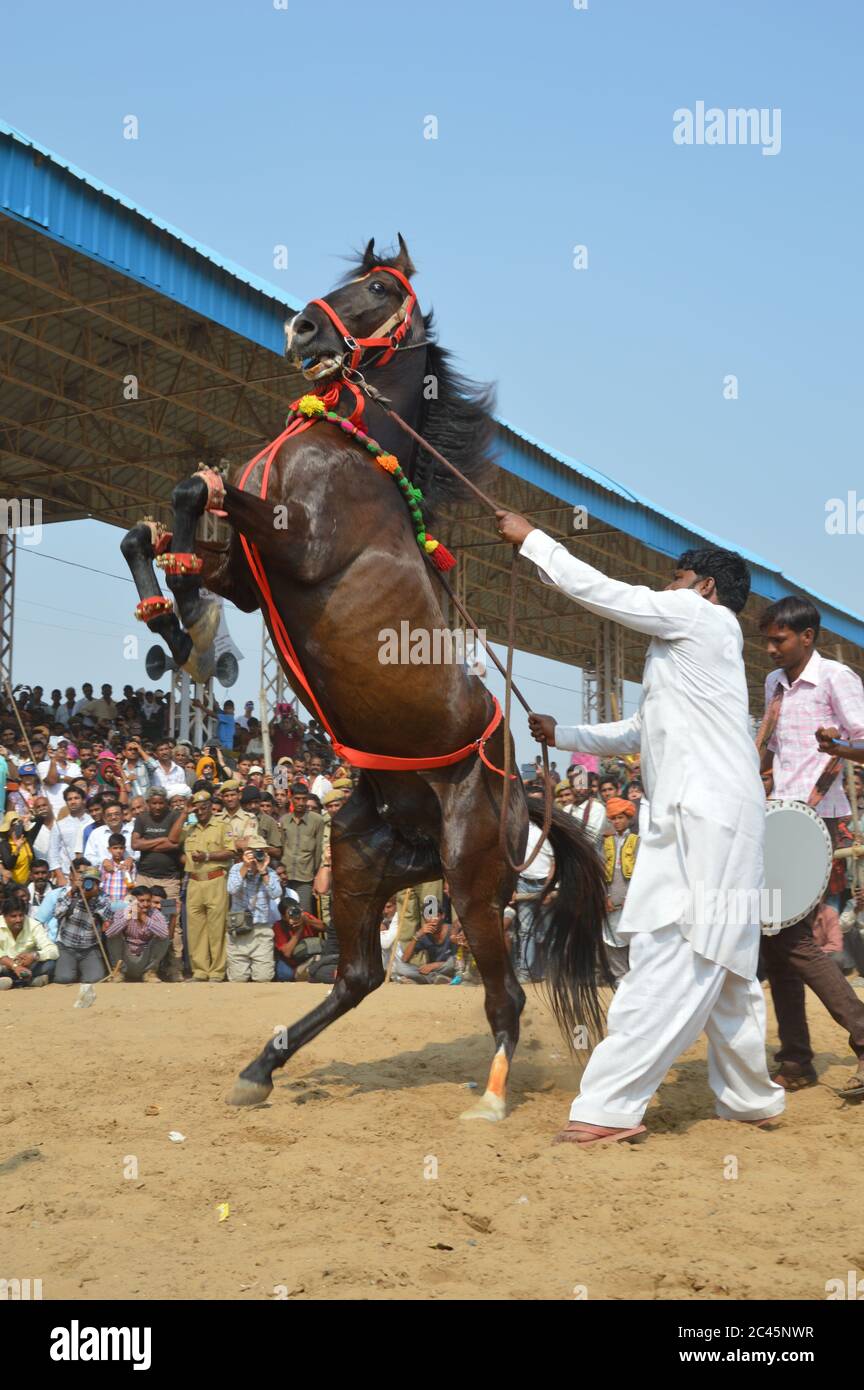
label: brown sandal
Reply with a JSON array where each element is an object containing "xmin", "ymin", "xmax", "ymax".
[{"xmin": 771, "ymin": 1067, "xmax": 818, "ymax": 1092}]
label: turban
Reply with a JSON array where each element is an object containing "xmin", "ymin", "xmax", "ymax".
[{"xmin": 605, "ymin": 797, "xmax": 635, "ymax": 818}]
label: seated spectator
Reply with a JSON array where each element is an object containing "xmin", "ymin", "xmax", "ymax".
[
  {"xmin": 392, "ymin": 911, "xmax": 457, "ymax": 984},
  {"xmin": 274, "ymin": 897, "xmax": 325, "ymax": 981},
  {"xmin": 53, "ymin": 862, "xmax": 113, "ymax": 984},
  {"xmin": 226, "ymin": 836, "xmax": 281, "ymax": 982},
  {"xmin": 0, "ymin": 893, "xmax": 58, "ymax": 989},
  {"xmin": 379, "ymin": 898, "xmax": 398, "ymax": 971},
  {"xmin": 27, "ymin": 859, "xmax": 52, "ymax": 914},
  {"xmin": 104, "ymin": 885, "xmax": 170, "ymax": 982}
]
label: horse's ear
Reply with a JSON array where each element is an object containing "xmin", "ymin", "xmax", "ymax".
[
  {"xmin": 393, "ymin": 233, "xmax": 416, "ymax": 279},
  {"xmin": 359, "ymin": 238, "xmax": 377, "ymax": 272}
]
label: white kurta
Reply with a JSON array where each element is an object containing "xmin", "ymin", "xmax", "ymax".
[{"xmin": 520, "ymin": 529, "xmax": 765, "ymax": 980}]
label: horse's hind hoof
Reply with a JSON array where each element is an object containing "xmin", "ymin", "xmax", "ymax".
[
  {"xmin": 227, "ymin": 1078, "xmax": 273, "ymax": 1108},
  {"xmin": 460, "ymin": 1092, "xmax": 507, "ymax": 1123},
  {"xmin": 187, "ymin": 600, "xmax": 221, "ymax": 655}
]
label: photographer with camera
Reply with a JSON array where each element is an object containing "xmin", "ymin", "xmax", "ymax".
[
  {"xmin": 53, "ymin": 861, "xmax": 112, "ymax": 983},
  {"xmin": 226, "ymin": 836, "xmax": 281, "ymax": 983}
]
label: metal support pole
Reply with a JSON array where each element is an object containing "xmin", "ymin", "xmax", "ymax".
[{"xmin": 0, "ymin": 533, "xmax": 15, "ymax": 688}]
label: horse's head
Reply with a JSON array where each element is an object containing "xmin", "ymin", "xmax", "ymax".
[{"xmin": 286, "ymin": 235, "xmax": 419, "ymax": 381}]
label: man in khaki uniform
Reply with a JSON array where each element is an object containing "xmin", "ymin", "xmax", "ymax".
[
  {"xmin": 218, "ymin": 779, "xmax": 257, "ymax": 856},
  {"xmin": 239, "ymin": 785, "xmax": 282, "ymax": 860},
  {"xmin": 181, "ymin": 790, "xmax": 234, "ymax": 981}
]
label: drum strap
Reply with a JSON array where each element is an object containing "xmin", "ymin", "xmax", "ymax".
[{"xmin": 756, "ymin": 681, "xmax": 844, "ymax": 807}]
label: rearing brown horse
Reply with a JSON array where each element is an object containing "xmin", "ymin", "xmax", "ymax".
[{"xmin": 120, "ymin": 236, "xmax": 608, "ymax": 1121}]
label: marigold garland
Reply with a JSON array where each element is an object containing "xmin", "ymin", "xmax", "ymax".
[{"xmin": 292, "ymin": 392, "xmax": 456, "ymax": 571}]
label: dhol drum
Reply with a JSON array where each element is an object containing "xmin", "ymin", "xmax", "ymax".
[{"xmin": 761, "ymin": 799, "xmax": 833, "ymax": 934}]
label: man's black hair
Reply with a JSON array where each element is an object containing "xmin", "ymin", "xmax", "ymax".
[
  {"xmin": 757, "ymin": 595, "xmax": 821, "ymax": 640},
  {"xmin": 107, "ymin": 833, "xmax": 126, "ymax": 847},
  {"xmin": 677, "ymin": 547, "xmax": 751, "ymax": 615},
  {"xmin": 31, "ymin": 858, "xmax": 49, "ymax": 870},
  {"xmin": 149, "ymin": 884, "xmax": 167, "ymax": 899}
]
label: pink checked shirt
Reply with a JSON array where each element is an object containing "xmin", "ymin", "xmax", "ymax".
[{"xmin": 765, "ymin": 650, "xmax": 864, "ymax": 816}]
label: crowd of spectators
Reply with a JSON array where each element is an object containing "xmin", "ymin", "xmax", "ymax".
[{"xmin": 1, "ymin": 682, "xmax": 861, "ymax": 995}]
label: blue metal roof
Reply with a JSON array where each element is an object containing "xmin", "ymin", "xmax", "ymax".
[
  {"xmin": 0, "ymin": 119, "xmax": 302, "ymax": 353},
  {"xmin": 2, "ymin": 118, "xmax": 862, "ymax": 649}
]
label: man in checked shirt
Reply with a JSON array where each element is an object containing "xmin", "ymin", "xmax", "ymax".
[{"xmin": 758, "ymin": 596, "xmax": 864, "ymax": 1096}]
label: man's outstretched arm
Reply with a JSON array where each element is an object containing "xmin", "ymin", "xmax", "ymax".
[{"xmin": 497, "ymin": 515, "xmax": 699, "ymax": 642}]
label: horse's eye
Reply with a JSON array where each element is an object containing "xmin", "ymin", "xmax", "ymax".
[{"xmin": 368, "ymin": 280, "xmax": 386, "ymax": 295}]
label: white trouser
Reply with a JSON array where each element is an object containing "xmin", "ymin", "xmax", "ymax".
[{"xmin": 570, "ymin": 924, "xmax": 785, "ymax": 1127}]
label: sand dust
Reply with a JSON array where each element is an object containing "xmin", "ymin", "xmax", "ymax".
[{"xmin": 2, "ymin": 978, "xmax": 862, "ymax": 1300}]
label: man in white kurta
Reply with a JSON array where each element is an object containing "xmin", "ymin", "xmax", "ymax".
[{"xmin": 497, "ymin": 513, "xmax": 784, "ymax": 1139}]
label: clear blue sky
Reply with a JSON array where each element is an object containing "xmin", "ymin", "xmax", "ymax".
[{"xmin": 3, "ymin": 0, "xmax": 862, "ymax": 760}]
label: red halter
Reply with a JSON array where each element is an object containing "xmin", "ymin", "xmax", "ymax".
[{"xmin": 308, "ymin": 265, "xmax": 417, "ymax": 371}]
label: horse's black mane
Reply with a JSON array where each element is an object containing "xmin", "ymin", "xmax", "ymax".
[{"xmin": 339, "ymin": 247, "xmax": 496, "ymax": 504}]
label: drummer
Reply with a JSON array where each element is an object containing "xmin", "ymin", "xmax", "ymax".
[{"xmin": 757, "ymin": 596, "xmax": 864, "ymax": 1096}]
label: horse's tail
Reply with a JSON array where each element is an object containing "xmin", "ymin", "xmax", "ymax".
[{"xmin": 529, "ymin": 802, "xmax": 611, "ymax": 1043}]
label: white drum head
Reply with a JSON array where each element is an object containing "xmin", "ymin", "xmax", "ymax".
[{"xmin": 763, "ymin": 800, "xmax": 833, "ymax": 930}]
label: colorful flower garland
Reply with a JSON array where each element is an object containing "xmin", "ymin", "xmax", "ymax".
[{"xmin": 294, "ymin": 394, "xmax": 456, "ymax": 571}]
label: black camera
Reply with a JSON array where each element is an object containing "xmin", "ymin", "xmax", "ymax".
[{"xmin": 253, "ymin": 849, "xmax": 267, "ymax": 862}]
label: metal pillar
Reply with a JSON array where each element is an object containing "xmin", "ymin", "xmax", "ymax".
[
  {"xmin": 259, "ymin": 618, "xmax": 287, "ymax": 775},
  {"xmin": 582, "ymin": 620, "xmax": 623, "ymax": 724},
  {"xmin": 0, "ymin": 533, "xmax": 14, "ymax": 688}
]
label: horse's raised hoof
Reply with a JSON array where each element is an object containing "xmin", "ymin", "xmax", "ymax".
[
  {"xmin": 227, "ymin": 1077, "xmax": 273, "ymax": 1108},
  {"xmin": 187, "ymin": 600, "xmax": 221, "ymax": 655},
  {"xmin": 183, "ymin": 646, "xmax": 216, "ymax": 684},
  {"xmin": 460, "ymin": 1092, "xmax": 507, "ymax": 1123}
]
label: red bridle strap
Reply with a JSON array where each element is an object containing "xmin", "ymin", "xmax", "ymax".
[
  {"xmin": 230, "ymin": 395, "xmax": 504, "ymax": 772},
  {"xmin": 309, "ymin": 265, "xmax": 417, "ymax": 371}
]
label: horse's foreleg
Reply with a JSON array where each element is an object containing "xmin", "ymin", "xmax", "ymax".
[
  {"xmin": 162, "ymin": 475, "xmax": 221, "ymax": 674},
  {"xmin": 120, "ymin": 523, "xmax": 193, "ymax": 669},
  {"xmin": 229, "ymin": 780, "xmax": 441, "ymax": 1107}
]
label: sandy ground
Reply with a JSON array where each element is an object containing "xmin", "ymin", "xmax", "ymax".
[{"xmin": 2, "ymin": 976, "xmax": 862, "ymax": 1301}]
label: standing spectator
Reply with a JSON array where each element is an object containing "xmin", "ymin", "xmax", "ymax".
[
  {"xmin": 243, "ymin": 719, "xmax": 265, "ymax": 760},
  {"xmin": 85, "ymin": 801, "xmax": 134, "ymax": 869},
  {"xmin": 602, "ymin": 797, "xmax": 640, "ymax": 983},
  {"xmin": 120, "ymin": 737, "xmax": 153, "ymax": 797},
  {"xmin": 131, "ymin": 787, "xmax": 185, "ymax": 981},
  {"xmin": 181, "ymin": 790, "xmax": 234, "ymax": 982},
  {"xmin": 565, "ymin": 767, "xmax": 608, "ymax": 847},
  {"xmin": 308, "ymin": 756, "xmax": 333, "ymax": 803},
  {"xmin": 237, "ymin": 700, "xmax": 255, "ymax": 732},
  {"xmin": 151, "ymin": 740, "xmax": 187, "ymax": 793},
  {"xmin": 38, "ymin": 737, "xmax": 81, "ymax": 814},
  {"xmin": 56, "ymin": 688, "xmax": 78, "ymax": 727},
  {"xmin": 226, "ymin": 837, "xmax": 281, "ymax": 982},
  {"xmin": 100, "ymin": 832, "xmax": 135, "ymax": 911},
  {"xmin": 104, "ymin": 886, "xmax": 170, "ymax": 982},
  {"xmin": 0, "ymin": 895, "xmax": 58, "ymax": 989},
  {"xmin": 0, "ymin": 809, "xmax": 44, "ymax": 885},
  {"xmin": 238, "ymin": 785, "xmax": 282, "ymax": 860},
  {"xmin": 599, "ymin": 774, "xmax": 620, "ymax": 804},
  {"xmin": 29, "ymin": 797, "xmax": 54, "ymax": 862},
  {"xmin": 218, "ymin": 779, "xmax": 257, "ymax": 853},
  {"xmin": 279, "ymin": 783, "xmax": 324, "ymax": 911},
  {"xmin": 510, "ymin": 799, "xmax": 555, "ymax": 982},
  {"xmin": 53, "ymin": 865, "xmax": 112, "ymax": 984},
  {"xmin": 48, "ymin": 786, "xmax": 93, "ymax": 884}
]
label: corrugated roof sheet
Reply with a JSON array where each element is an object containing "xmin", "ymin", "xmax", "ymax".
[{"xmin": 2, "ymin": 118, "xmax": 862, "ymax": 646}]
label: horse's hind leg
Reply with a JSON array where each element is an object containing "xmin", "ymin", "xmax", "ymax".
[
  {"xmin": 440, "ymin": 812, "xmax": 524, "ymax": 1122},
  {"xmin": 229, "ymin": 779, "xmax": 440, "ymax": 1106}
]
